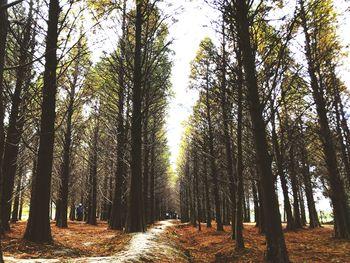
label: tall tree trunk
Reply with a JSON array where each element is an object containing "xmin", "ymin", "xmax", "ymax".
[
  {"xmin": 56, "ymin": 37, "xmax": 81, "ymax": 227},
  {"xmin": 299, "ymin": 186, "xmax": 307, "ymax": 226},
  {"xmin": 289, "ymin": 143, "xmax": 302, "ymax": 229},
  {"xmin": 251, "ymin": 179, "xmax": 259, "ymax": 225},
  {"xmin": 109, "ymin": 0, "xmax": 127, "ymax": 230},
  {"xmin": 194, "ymin": 150, "xmax": 201, "ymax": 231},
  {"xmin": 205, "ymin": 68, "xmax": 223, "ymax": 231},
  {"xmin": 142, "ymin": 98, "xmax": 150, "ymax": 224},
  {"xmin": 149, "ymin": 130, "xmax": 156, "ymax": 224},
  {"xmin": 219, "ymin": 18, "xmax": 236, "ymax": 237},
  {"xmin": 56, "ymin": 90, "xmax": 74, "ymax": 228},
  {"xmin": 0, "ymin": 0, "xmax": 9, "ymax": 235},
  {"xmin": 24, "ymin": 0, "xmax": 60, "ymax": 243},
  {"xmin": 202, "ymin": 154, "xmax": 211, "ymax": 227},
  {"xmin": 87, "ymin": 120, "xmax": 98, "ymax": 225},
  {"xmin": 234, "ymin": 1, "xmax": 289, "ymax": 261},
  {"xmin": 271, "ymin": 102, "xmax": 295, "ymax": 230},
  {"xmin": 300, "ymin": 0, "xmax": 350, "ymax": 239},
  {"xmin": 299, "ymin": 123, "xmax": 321, "ymax": 228},
  {"xmin": 235, "ymin": 49, "xmax": 244, "ymax": 249},
  {"xmin": 11, "ymin": 166, "xmax": 23, "ymax": 223},
  {"xmin": 125, "ymin": 0, "xmax": 144, "ymax": 233}
]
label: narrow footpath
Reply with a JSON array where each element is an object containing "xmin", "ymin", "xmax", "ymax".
[{"xmin": 4, "ymin": 220, "xmax": 190, "ymax": 263}]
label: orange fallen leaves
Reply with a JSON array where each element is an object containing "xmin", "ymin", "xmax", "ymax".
[
  {"xmin": 2, "ymin": 220, "xmax": 131, "ymax": 259},
  {"xmin": 169, "ymin": 223, "xmax": 350, "ymax": 263},
  {"xmin": 2, "ymin": 220, "xmax": 350, "ymax": 262}
]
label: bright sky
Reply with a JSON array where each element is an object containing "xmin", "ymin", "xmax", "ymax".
[{"xmin": 163, "ymin": 0, "xmax": 219, "ymax": 168}]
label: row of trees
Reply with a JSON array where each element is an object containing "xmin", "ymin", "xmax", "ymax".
[
  {"xmin": 178, "ymin": 0, "xmax": 350, "ymax": 262},
  {"xmin": 0, "ymin": 0, "xmax": 176, "ymax": 260}
]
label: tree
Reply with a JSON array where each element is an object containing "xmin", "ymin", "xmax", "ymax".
[
  {"xmin": 24, "ymin": 0, "xmax": 60, "ymax": 243},
  {"xmin": 1, "ymin": 0, "xmax": 34, "ymax": 231},
  {"xmin": 299, "ymin": 0, "xmax": 350, "ymax": 239},
  {"xmin": 125, "ymin": 0, "xmax": 145, "ymax": 233},
  {"xmin": 190, "ymin": 38, "xmax": 224, "ymax": 231},
  {"xmin": 231, "ymin": 0, "xmax": 289, "ymax": 261}
]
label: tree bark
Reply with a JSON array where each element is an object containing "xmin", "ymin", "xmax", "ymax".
[
  {"xmin": 271, "ymin": 102, "xmax": 295, "ymax": 230},
  {"xmin": 24, "ymin": 0, "xmax": 60, "ymax": 243},
  {"xmin": 125, "ymin": 0, "xmax": 145, "ymax": 233},
  {"xmin": 0, "ymin": 0, "xmax": 9, "ymax": 236},
  {"xmin": 56, "ymin": 69, "xmax": 76, "ymax": 228},
  {"xmin": 235, "ymin": 49, "xmax": 244, "ymax": 249},
  {"xmin": 87, "ymin": 119, "xmax": 99, "ymax": 225},
  {"xmin": 233, "ymin": 1, "xmax": 289, "ymax": 261},
  {"xmin": 11, "ymin": 165, "xmax": 24, "ymax": 223}
]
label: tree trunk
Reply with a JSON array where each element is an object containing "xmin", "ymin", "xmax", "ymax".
[
  {"xmin": 149, "ymin": 131, "xmax": 156, "ymax": 224},
  {"xmin": 11, "ymin": 166, "xmax": 23, "ymax": 223},
  {"xmin": 202, "ymin": 154, "xmax": 211, "ymax": 227},
  {"xmin": 125, "ymin": 0, "xmax": 145, "ymax": 233},
  {"xmin": 87, "ymin": 120, "xmax": 98, "ymax": 225},
  {"xmin": 271, "ymin": 102, "xmax": 295, "ymax": 230},
  {"xmin": 24, "ymin": 0, "xmax": 60, "ymax": 243},
  {"xmin": 300, "ymin": 0, "xmax": 350, "ymax": 239},
  {"xmin": 194, "ymin": 150, "xmax": 201, "ymax": 231},
  {"xmin": 299, "ymin": 123, "xmax": 321, "ymax": 228},
  {"xmin": 234, "ymin": 1, "xmax": 289, "ymax": 260},
  {"xmin": 0, "ymin": 0, "xmax": 9, "ymax": 235},
  {"xmin": 56, "ymin": 96, "xmax": 73, "ymax": 228},
  {"xmin": 109, "ymin": 0, "xmax": 127, "ymax": 230},
  {"xmin": 219, "ymin": 18, "xmax": 236, "ymax": 237},
  {"xmin": 289, "ymin": 143, "xmax": 302, "ymax": 229},
  {"xmin": 1, "ymin": 0, "xmax": 32, "ymax": 232},
  {"xmin": 235, "ymin": 49, "xmax": 244, "ymax": 249},
  {"xmin": 299, "ymin": 186, "xmax": 307, "ymax": 226},
  {"xmin": 142, "ymin": 101, "xmax": 150, "ymax": 224},
  {"xmin": 205, "ymin": 68, "xmax": 223, "ymax": 231},
  {"xmin": 251, "ymin": 179, "xmax": 259, "ymax": 226}
]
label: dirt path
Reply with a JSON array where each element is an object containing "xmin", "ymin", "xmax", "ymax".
[{"xmin": 4, "ymin": 220, "xmax": 189, "ymax": 263}]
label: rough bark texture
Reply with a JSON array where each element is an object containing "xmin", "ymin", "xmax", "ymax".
[
  {"xmin": 87, "ymin": 121, "xmax": 98, "ymax": 225},
  {"xmin": 234, "ymin": 0, "xmax": 289, "ymax": 261},
  {"xmin": 125, "ymin": 0, "xmax": 145, "ymax": 233},
  {"xmin": 235, "ymin": 48, "xmax": 244, "ymax": 249},
  {"xmin": 24, "ymin": 0, "xmax": 60, "ymax": 243},
  {"xmin": 0, "ymin": 0, "xmax": 9, "ymax": 237}
]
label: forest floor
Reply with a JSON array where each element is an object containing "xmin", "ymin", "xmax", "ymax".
[
  {"xmin": 2, "ymin": 220, "xmax": 350, "ymax": 262},
  {"xmin": 2, "ymin": 220, "xmax": 188, "ymax": 262},
  {"xmin": 169, "ymin": 222, "xmax": 350, "ymax": 263}
]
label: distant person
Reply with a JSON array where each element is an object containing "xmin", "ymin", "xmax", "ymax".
[{"xmin": 76, "ymin": 203, "xmax": 84, "ymax": 221}]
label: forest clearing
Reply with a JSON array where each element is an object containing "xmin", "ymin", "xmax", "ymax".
[{"xmin": 1, "ymin": 0, "xmax": 350, "ymax": 262}]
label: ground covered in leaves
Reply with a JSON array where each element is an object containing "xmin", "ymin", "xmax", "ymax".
[
  {"xmin": 169, "ymin": 222, "xmax": 350, "ymax": 262},
  {"xmin": 2, "ymin": 220, "xmax": 350, "ymax": 262},
  {"xmin": 2, "ymin": 221, "xmax": 131, "ymax": 259}
]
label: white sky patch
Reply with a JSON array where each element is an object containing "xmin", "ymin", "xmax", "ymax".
[{"xmin": 164, "ymin": 0, "xmax": 220, "ymax": 168}]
